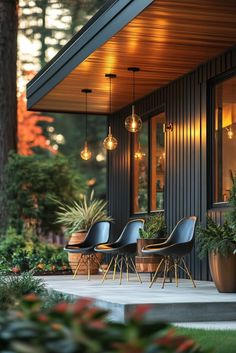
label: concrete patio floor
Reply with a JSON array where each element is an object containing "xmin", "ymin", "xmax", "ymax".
[{"xmin": 43, "ymin": 274, "xmax": 236, "ymax": 324}]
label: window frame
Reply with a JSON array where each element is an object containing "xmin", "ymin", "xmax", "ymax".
[
  {"xmin": 130, "ymin": 106, "xmax": 166, "ymax": 216},
  {"xmin": 208, "ymin": 68, "xmax": 236, "ymax": 209}
]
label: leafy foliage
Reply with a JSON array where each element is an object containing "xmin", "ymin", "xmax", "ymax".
[
  {"xmin": 139, "ymin": 214, "xmax": 167, "ymax": 239},
  {"xmin": 196, "ymin": 217, "xmax": 235, "ymax": 258},
  {"xmin": 226, "ymin": 176, "xmax": 236, "ymax": 236},
  {"xmin": 17, "ymin": 92, "xmax": 57, "ymax": 155},
  {"xmin": 2, "ymin": 152, "xmax": 85, "ymax": 234},
  {"xmin": 0, "ymin": 295, "xmax": 206, "ymax": 353},
  {"xmin": 56, "ymin": 191, "xmax": 112, "ymax": 233},
  {"xmin": 0, "ymin": 226, "xmax": 69, "ymax": 273},
  {"xmin": 0, "ymin": 272, "xmax": 45, "ymax": 311}
]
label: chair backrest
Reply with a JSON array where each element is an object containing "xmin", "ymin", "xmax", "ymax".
[
  {"xmin": 83, "ymin": 221, "xmax": 111, "ymax": 246},
  {"xmin": 167, "ymin": 216, "xmax": 197, "ymax": 245},
  {"xmin": 116, "ymin": 219, "xmax": 144, "ymax": 246}
]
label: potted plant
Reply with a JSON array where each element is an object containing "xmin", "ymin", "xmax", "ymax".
[
  {"xmin": 56, "ymin": 191, "xmax": 112, "ymax": 274},
  {"xmin": 196, "ymin": 217, "xmax": 236, "ymax": 293},
  {"xmin": 135, "ymin": 214, "xmax": 167, "ymax": 273}
]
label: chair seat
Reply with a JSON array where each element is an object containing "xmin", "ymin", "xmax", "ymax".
[
  {"xmin": 95, "ymin": 242, "xmax": 137, "ymax": 254},
  {"xmin": 142, "ymin": 242, "xmax": 193, "ymax": 257},
  {"xmin": 64, "ymin": 244, "xmax": 94, "ymax": 253}
]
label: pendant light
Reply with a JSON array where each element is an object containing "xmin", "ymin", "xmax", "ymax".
[
  {"xmin": 134, "ymin": 141, "xmax": 145, "ymax": 160},
  {"xmin": 226, "ymin": 126, "xmax": 234, "ymax": 140},
  {"xmin": 103, "ymin": 73, "xmax": 118, "ymax": 150},
  {"xmin": 80, "ymin": 89, "xmax": 92, "ymax": 160},
  {"xmin": 125, "ymin": 67, "xmax": 142, "ymax": 133}
]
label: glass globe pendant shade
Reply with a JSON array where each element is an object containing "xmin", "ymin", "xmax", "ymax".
[
  {"xmin": 103, "ymin": 126, "xmax": 118, "ymax": 150},
  {"xmin": 134, "ymin": 143, "xmax": 145, "ymax": 160},
  {"xmin": 80, "ymin": 141, "xmax": 92, "ymax": 160},
  {"xmin": 226, "ymin": 127, "xmax": 234, "ymax": 140},
  {"xmin": 125, "ymin": 105, "xmax": 142, "ymax": 133}
]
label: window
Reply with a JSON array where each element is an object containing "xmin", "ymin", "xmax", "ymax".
[
  {"xmin": 214, "ymin": 75, "xmax": 236, "ymax": 203},
  {"xmin": 132, "ymin": 112, "xmax": 166, "ymax": 214},
  {"xmin": 133, "ymin": 121, "xmax": 149, "ymax": 213},
  {"xmin": 150, "ymin": 113, "xmax": 165, "ymax": 211}
]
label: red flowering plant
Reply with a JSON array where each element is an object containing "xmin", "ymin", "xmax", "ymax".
[{"xmin": 0, "ymin": 295, "xmax": 208, "ymax": 353}]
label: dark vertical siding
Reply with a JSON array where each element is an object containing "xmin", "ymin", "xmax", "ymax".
[{"xmin": 108, "ymin": 46, "xmax": 236, "ymax": 280}]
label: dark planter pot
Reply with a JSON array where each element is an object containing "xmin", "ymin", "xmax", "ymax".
[
  {"xmin": 209, "ymin": 250, "xmax": 236, "ymax": 293},
  {"xmin": 135, "ymin": 238, "xmax": 166, "ymax": 273}
]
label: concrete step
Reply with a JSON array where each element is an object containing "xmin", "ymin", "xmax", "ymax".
[{"xmin": 42, "ymin": 274, "xmax": 236, "ymax": 323}]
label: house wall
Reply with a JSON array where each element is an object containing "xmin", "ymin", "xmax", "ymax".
[{"xmin": 108, "ymin": 46, "xmax": 236, "ymax": 280}]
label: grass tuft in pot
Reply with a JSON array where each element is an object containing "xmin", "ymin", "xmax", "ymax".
[{"xmin": 56, "ymin": 190, "xmax": 113, "ymax": 233}]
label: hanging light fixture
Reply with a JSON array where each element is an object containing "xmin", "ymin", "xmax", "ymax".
[
  {"xmin": 125, "ymin": 67, "xmax": 142, "ymax": 133},
  {"xmin": 226, "ymin": 126, "xmax": 234, "ymax": 140},
  {"xmin": 103, "ymin": 73, "xmax": 118, "ymax": 150},
  {"xmin": 134, "ymin": 141, "xmax": 145, "ymax": 160},
  {"xmin": 80, "ymin": 89, "xmax": 92, "ymax": 160}
]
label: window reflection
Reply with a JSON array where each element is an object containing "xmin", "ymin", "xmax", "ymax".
[
  {"xmin": 214, "ymin": 75, "xmax": 236, "ymax": 203},
  {"xmin": 151, "ymin": 113, "xmax": 165, "ymax": 211},
  {"xmin": 133, "ymin": 121, "xmax": 148, "ymax": 213}
]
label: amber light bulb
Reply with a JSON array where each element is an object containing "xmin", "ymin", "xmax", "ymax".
[
  {"xmin": 227, "ymin": 127, "xmax": 234, "ymax": 140},
  {"xmin": 80, "ymin": 141, "xmax": 92, "ymax": 160},
  {"xmin": 125, "ymin": 105, "xmax": 142, "ymax": 133},
  {"xmin": 103, "ymin": 126, "xmax": 118, "ymax": 150},
  {"xmin": 134, "ymin": 142, "xmax": 145, "ymax": 160}
]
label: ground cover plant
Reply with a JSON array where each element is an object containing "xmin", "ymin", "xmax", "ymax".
[
  {"xmin": 0, "ymin": 293, "xmax": 207, "ymax": 353},
  {"xmin": 177, "ymin": 328, "xmax": 236, "ymax": 353}
]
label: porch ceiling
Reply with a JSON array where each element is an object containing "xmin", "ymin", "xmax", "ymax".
[{"xmin": 27, "ymin": 0, "xmax": 236, "ymax": 114}]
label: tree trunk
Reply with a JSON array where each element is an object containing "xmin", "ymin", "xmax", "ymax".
[{"xmin": 0, "ymin": 0, "xmax": 18, "ymax": 227}]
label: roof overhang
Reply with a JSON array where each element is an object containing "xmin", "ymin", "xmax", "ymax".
[{"xmin": 27, "ymin": 0, "xmax": 236, "ymax": 115}]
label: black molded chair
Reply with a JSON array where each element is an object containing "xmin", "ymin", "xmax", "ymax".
[
  {"xmin": 95, "ymin": 219, "xmax": 144, "ymax": 284},
  {"xmin": 142, "ymin": 216, "xmax": 197, "ymax": 288},
  {"xmin": 64, "ymin": 221, "xmax": 110, "ymax": 280}
]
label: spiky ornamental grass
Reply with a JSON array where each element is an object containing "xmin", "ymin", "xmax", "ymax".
[
  {"xmin": 56, "ymin": 191, "xmax": 113, "ymax": 234},
  {"xmin": 0, "ymin": 271, "xmax": 46, "ymax": 311}
]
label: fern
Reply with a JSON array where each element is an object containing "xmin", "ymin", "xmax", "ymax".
[
  {"xmin": 139, "ymin": 214, "xmax": 167, "ymax": 239},
  {"xmin": 196, "ymin": 217, "xmax": 235, "ymax": 258}
]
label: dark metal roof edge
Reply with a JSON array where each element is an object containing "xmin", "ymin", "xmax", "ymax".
[{"xmin": 27, "ymin": 0, "xmax": 154, "ymax": 110}]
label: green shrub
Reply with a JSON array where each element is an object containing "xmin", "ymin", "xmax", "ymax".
[
  {"xmin": 139, "ymin": 214, "xmax": 167, "ymax": 239},
  {"xmin": 0, "ymin": 295, "xmax": 206, "ymax": 353},
  {"xmin": 2, "ymin": 152, "xmax": 86, "ymax": 235},
  {"xmin": 0, "ymin": 227, "xmax": 69, "ymax": 273}
]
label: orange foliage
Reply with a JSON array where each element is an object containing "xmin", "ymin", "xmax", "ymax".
[{"xmin": 17, "ymin": 93, "xmax": 57, "ymax": 155}]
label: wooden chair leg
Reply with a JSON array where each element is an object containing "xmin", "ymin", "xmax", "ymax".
[
  {"xmin": 73, "ymin": 254, "xmax": 84, "ymax": 279},
  {"xmin": 119, "ymin": 256, "xmax": 124, "ymax": 285},
  {"xmin": 130, "ymin": 257, "xmax": 142, "ymax": 284},
  {"xmin": 113, "ymin": 255, "xmax": 119, "ymax": 280},
  {"xmin": 181, "ymin": 258, "xmax": 196, "ymax": 288},
  {"xmin": 101, "ymin": 256, "xmax": 114, "ymax": 284},
  {"xmin": 87, "ymin": 255, "xmax": 91, "ymax": 281},
  {"xmin": 149, "ymin": 258, "xmax": 164, "ymax": 288},
  {"xmin": 161, "ymin": 258, "xmax": 168, "ymax": 289}
]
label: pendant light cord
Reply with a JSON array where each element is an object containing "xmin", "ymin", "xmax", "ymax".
[
  {"xmin": 85, "ymin": 91, "xmax": 88, "ymax": 141},
  {"xmin": 133, "ymin": 70, "xmax": 135, "ymax": 102},
  {"xmin": 109, "ymin": 75, "xmax": 112, "ymax": 114}
]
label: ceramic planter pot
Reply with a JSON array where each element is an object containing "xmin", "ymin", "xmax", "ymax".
[
  {"xmin": 135, "ymin": 238, "xmax": 166, "ymax": 273},
  {"xmin": 68, "ymin": 231, "xmax": 102, "ymax": 275},
  {"xmin": 209, "ymin": 249, "xmax": 236, "ymax": 293}
]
